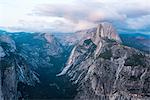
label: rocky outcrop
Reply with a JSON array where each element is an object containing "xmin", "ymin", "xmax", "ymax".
[
  {"xmin": 58, "ymin": 23, "xmax": 150, "ymax": 100},
  {"xmin": 92, "ymin": 23, "xmax": 121, "ymax": 58},
  {"xmin": 60, "ymin": 22, "xmax": 121, "ymax": 46},
  {"xmin": 0, "ymin": 35, "xmax": 39, "ymax": 100},
  {"xmin": 94, "ymin": 22, "xmax": 121, "ymax": 42}
]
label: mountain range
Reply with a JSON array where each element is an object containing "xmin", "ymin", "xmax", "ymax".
[{"xmin": 0, "ymin": 22, "xmax": 150, "ymax": 100}]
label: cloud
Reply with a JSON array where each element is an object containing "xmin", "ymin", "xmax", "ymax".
[
  {"xmin": 32, "ymin": 0, "xmax": 150, "ymax": 32},
  {"xmin": 0, "ymin": 0, "xmax": 150, "ymax": 33},
  {"xmin": 126, "ymin": 15, "xmax": 150, "ymax": 29}
]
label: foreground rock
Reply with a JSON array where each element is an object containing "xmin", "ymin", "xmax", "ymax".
[{"xmin": 58, "ymin": 23, "xmax": 150, "ymax": 100}]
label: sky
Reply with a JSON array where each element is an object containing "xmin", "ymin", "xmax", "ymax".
[{"xmin": 0, "ymin": 0, "xmax": 150, "ymax": 34}]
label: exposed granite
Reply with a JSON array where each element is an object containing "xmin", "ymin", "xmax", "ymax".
[{"xmin": 59, "ymin": 23, "xmax": 150, "ymax": 100}]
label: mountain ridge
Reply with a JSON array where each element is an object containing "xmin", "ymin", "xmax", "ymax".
[
  {"xmin": 0, "ymin": 22, "xmax": 150, "ymax": 100},
  {"xmin": 58, "ymin": 23, "xmax": 150, "ymax": 100}
]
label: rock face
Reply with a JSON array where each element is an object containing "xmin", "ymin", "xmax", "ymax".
[
  {"xmin": 93, "ymin": 22, "xmax": 121, "ymax": 43},
  {"xmin": 0, "ymin": 35, "xmax": 39, "ymax": 100},
  {"xmin": 61, "ymin": 22, "xmax": 121, "ymax": 46},
  {"xmin": 58, "ymin": 23, "xmax": 150, "ymax": 100}
]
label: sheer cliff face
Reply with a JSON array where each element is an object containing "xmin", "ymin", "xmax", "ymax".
[
  {"xmin": 0, "ymin": 35, "xmax": 39, "ymax": 100},
  {"xmin": 59, "ymin": 23, "xmax": 150, "ymax": 100},
  {"xmin": 65, "ymin": 22, "xmax": 121, "ymax": 46},
  {"xmin": 93, "ymin": 22, "xmax": 121, "ymax": 43}
]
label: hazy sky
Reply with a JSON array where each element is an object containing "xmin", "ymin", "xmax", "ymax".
[{"xmin": 0, "ymin": 0, "xmax": 150, "ymax": 33}]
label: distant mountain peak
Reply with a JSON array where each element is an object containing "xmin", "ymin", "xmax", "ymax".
[
  {"xmin": 44, "ymin": 33, "xmax": 55, "ymax": 43},
  {"xmin": 93, "ymin": 22, "xmax": 121, "ymax": 43}
]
